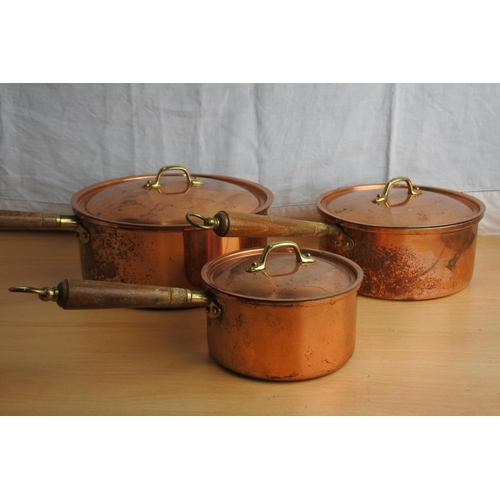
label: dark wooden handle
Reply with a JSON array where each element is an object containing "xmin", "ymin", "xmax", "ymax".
[
  {"xmin": 55, "ymin": 279, "xmax": 209, "ymax": 310},
  {"xmin": 212, "ymin": 211, "xmax": 342, "ymax": 239},
  {"xmin": 0, "ymin": 210, "xmax": 63, "ymax": 229}
]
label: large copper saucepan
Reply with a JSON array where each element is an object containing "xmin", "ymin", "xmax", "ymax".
[
  {"xmin": 0, "ymin": 166, "xmax": 273, "ymax": 289},
  {"xmin": 187, "ymin": 177, "xmax": 485, "ymax": 300},
  {"xmin": 10, "ymin": 241, "xmax": 363, "ymax": 381}
]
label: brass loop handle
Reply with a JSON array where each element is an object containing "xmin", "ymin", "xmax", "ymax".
[
  {"xmin": 247, "ymin": 241, "xmax": 315, "ymax": 273},
  {"xmin": 373, "ymin": 177, "xmax": 422, "ymax": 204},
  {"xmin": 9, "ymin": 286, "xmax": 59, "ymax": 302},
  {"xmin": 185, "ymin": 212, "xmax": 217, "ymax": 230},
  {"xmin": 143, "ymin": 166, "xmax": 203, "ymax": 190}
]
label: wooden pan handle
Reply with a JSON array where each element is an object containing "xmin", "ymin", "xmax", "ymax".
[
  {"xmin": 0, "ymin": 210, "xmax": 78, "ymax": 229},
  {"xmin": 186, "ymin": 211, "xmax": 355, "ymax": 250},
  {"xmin": 9, "ymin": 279, "xmax": 209, "ymax": 310},
  {"xmin": 192, "ymin": 211, "xmax": 339, "ymax": 238}
]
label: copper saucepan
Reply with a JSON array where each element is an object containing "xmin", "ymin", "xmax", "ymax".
[
  {"xmin": 10, "ymin": 241, "xmax": 363, "ymax": 381},
  {"xmin": 187, "ymin": 177, "xmax": 485, "ymax": 300},
  {"xmin": 0, "ymin": 166, "xmax": 273, "ymax": 289}
]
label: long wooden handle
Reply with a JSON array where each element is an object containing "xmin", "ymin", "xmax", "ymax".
[
  {"xmin": 211, "ymin": 211, "xmax": 342, "ymax": 238},
  {"xmin": 0, "ymin": 210, "xmax": 77, "ymax": 229},
  {"xmin": 9, "ymin": 279, "xmax": 209, "ymax": 310}
]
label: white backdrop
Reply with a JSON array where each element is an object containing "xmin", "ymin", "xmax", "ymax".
[{"xmin": 1, "ymin": 83, "xmax": 498, "ymax": 234}]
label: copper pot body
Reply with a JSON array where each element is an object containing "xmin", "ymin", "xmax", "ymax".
[
  {"xmin": 319, "ymin": 223, "xmax": 479, "ymax": 300},
  {"xmin": 205, "ymin": 291, "xmax": 358, "ymax": 381}
]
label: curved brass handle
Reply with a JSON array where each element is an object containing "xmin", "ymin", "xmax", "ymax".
[
  {"xmin": 142, "ymin": 166, "xmax": 203, "ymax": 190},
  {"xmin": 373, "ymin": 177, "xmax": 422, "ymax": 204},
  {"xmin": 246, "ymin": 241, "xmax": 315, "ymax": 273}
]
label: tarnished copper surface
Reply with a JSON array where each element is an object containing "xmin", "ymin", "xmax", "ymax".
[
  {"xmin": 77, "ymin": 220, "xmax": 192, "ymax": 287},
  {"xmin": 77, "ymin": 217, "xmax": 268, "ymax": 289},
  {"xmin": 320, "ymin": 225, "xmax": 478, "ymax": 300}
]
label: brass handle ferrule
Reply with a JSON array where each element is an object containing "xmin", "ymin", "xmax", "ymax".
[
  {"xmin": 57, "ymin": 216, "xmax": 79, "ymax": 228},
  {"xmin": 187, "ymin": 290, "xmax": 211, "ymax": 307}
]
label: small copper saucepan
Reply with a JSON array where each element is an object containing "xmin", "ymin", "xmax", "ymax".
[
  {"xmin": 0, "ymin": 166, "xmax": 273, "ymax": 289},
  {"xmin": 10, "ymin": 241, "xmax": 363, "ymax": 381},
  {"xmin": 187, "ymin": 177, "xmax": 485, "ymax": 300}
]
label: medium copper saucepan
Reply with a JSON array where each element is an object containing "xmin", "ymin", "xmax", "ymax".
[
  {"xmin": 187, "ymin": 177, "xmax": 485, "ymax": 300},
  {"xmin": 10, "ymin": 241, "xmax": 363, "ymax": 381},
  {"xmin": 0, "ymin": 166, "xmax": 273, "ymax": 289}
]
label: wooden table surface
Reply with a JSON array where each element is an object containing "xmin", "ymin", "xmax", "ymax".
[{"xmin": 1, "ymin": 231, "xmax": 499, "ymax": 416}]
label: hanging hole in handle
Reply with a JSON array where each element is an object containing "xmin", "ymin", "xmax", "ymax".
[
  {"xmin": 246, "ymin": 240, "xmax": 315, "ymax": 273},
  {"xmin": 142, "ymin": 166, "xmax": 203, "ymax": 191},
  {"xmin": 373, "ymin": 177, "xmax": 422, "ymax": 204}
]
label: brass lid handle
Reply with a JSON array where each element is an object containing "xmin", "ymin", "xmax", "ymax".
[
  {"xmin": 247, "ymin": 240, "xmax": 315, "ymax": 273},
  {"xmin": 143, "ymin": 165, "xmax": 203, "ymax": 190},
  {"xmin": 373, "ymin": 177, "xmax": 422, "ymax": 204}
]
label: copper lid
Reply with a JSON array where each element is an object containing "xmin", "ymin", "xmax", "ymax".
[
  {"xmin": 317, "ymin": 177, "xmax": 485, "ymax": 230},
  {"xmin": 71, "ymin": 166, "xmax": 273, "ymax": 228},
  {"xmin": 202, "ymin": 241, "xmax": 363, "ymax": 302}
]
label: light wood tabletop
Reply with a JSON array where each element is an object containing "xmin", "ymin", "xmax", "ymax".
[{"xmin": 1, "ymin": 231, "xmax": 499, "ymax": 415}]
